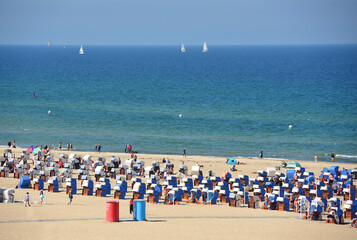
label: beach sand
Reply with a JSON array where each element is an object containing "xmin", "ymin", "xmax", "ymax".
[{"xmin": 0, "ymin": 147, "xmax": 356, "ymax": 240}]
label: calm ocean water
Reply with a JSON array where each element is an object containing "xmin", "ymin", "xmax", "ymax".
[{"xmin": 0, "ymin": 45, "xmax": 356, "ymax": 163}]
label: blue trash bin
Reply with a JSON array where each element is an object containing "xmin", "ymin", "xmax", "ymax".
[{"xmin": 133, "ymin": 199, "xmax": 146, "ymax": 221}]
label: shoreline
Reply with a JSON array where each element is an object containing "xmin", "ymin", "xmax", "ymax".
[{"xmin": 2, "ymin": 146, "xmax": 356, "ymax": 176}]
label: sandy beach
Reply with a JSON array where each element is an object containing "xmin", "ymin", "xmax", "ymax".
[{"xmin": 0, "ymin": 147, "xmax": 356, "ymax": 240}]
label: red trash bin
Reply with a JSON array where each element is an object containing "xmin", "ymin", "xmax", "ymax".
[{"xmin": 106, "ymin": 201, "xmax": 119, "ymax": 222}]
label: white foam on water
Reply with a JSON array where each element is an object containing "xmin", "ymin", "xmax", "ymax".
[{"xmin": 336, "ymin": 154, "xmax": 357, "ymax": 159}]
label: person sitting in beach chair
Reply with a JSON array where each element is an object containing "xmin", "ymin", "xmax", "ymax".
[
  {"xmin": 305, "ymin": 203, "xmax": 321, "ymax": 220},
  {"xmin": 337, "ymin": 184, "xmax": 343, "ymax": 196},
  {"xmin": 261, "ymin": 196, "xmax": 270, "ymax": 210},
  {"xmin": 326, "ymin": 209, "xmax": 344, "ymax": 224},
  {"xmin": 189, "ymin": 190, "xmax": 200, "ymax": 204},
  {"xmin": 326, "ymin": 210, "xmax": 339, "ymax": 224}
]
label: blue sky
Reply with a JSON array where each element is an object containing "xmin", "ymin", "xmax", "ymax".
[{"xmin": 0, "ymin": 0, "xmax": 356, "ymax": 45}]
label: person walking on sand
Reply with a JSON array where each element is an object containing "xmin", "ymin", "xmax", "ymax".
[
  {"xmin": 39, "ymin": 191, "xmax": 45, "ymax": 205},
  {"xmin": 94, "ymin": 144, "xmax": 97, "ymax": 151},
  {"xmin": 183, "ymin": 148, "xmax": 186, "ymax": 158},
  {"xmin": 98, "ymin": 144, "xmax": 101, "ymax": 152},
  {"xmin": 130, "ymin": 198, "xmax": 134, "ymax": 214},
  {"xmin": 314, "ymin": 154, "xmax": 318, "ymax": 163},
  {"xmin": 331, "ymin": 152, "xmax": 335, "ymax": 162},
  {"xmin": 24, "ymin": 192, "xmax": 30, "ymax": 207},
  {"xmin": 260, "ymin": 150, "xmax": 263, "ymax": 159},
  {"xmin": 59, "ymin": 142, "xmax": 62, "ymax": 149},
  {"xmin": 68, "ymin": 190, "xmax": 73, "ymax": 205},
  {"xmin": 67, "ymin": 142, "xmax": 70, "ymax": 151}
]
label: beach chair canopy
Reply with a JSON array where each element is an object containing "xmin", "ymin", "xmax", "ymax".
[
  {"xmin": 33, "ymin": 147, "xmax": 41, "ymax": 154},
  {"xmin": 27, "ymin": 146, "xmax": 34, "ymax": 153},
  {"xmin": 286, "ymin": 161, "xmax": 301, "ymax": 169},
  {"xmin": 226, "ymin": 158, "xmax": 237, "ymax": 165},
  {"xmin": 306, "ymin": 175, "xmax": 315, "ymax": 184}
]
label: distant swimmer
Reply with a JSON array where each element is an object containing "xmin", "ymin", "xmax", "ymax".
[
  {"xmin": 48, "ymin": 110, "xmax": 51, "ymax": 115},
  {"xmin": 33, "ymin": 92, "xmax": 36, "ymax": 98},
  {"xmin": 179, "ymin": 114, "xmax": 182, "ymax": 118},
  {"xmin": 289, "ymin": 125, "xmax": 293, "ymax": 129}
]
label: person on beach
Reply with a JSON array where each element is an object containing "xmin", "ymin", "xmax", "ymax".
[
  {"xmin": 128, "ymin": 144, "xmax": 132, "ymax": 153},
  {"xmin": 24, "ymin": 192, "xmax": 30, "ymax": 207},
  {"xmin": 231, "ymin": 165, "xmax": 237, "ymax": 171},
  {"xmin": 12, "ymin": 140, "xmax": 16, "ymax": 148},
  {"xmin": 331, "ymin": 152, "xmax": 335, "ymax": 162},
  {"xmin": 259, "ymin": 150, "xmax": 263, "ymax": 159},
  {"xmin": 262, "ymin": 196, "xmax": 270, "ymax": 210},
  {"xmin": 70, "ymin": 142, "xmax": 73, "ymax": 150},
  {"xmin": 59, "ymin": 142, "xmax": 62, "ymax": 149},
  {"xmin": 39, "ymin": 191, "xmax": 45, "ymax": 205},
  {"xmin": 124, "ymin": 145, "xmax": 128, "ymax": 153},
  {"xmin": 293, "ymin": 198, "xmax": 300, "ymax": 213},
  {"xmin": 98, "ymin": 144, "xmax": 101, "ymax": 152},
  {"xmin": 314, "ymin": 154, "xmax": 318, "ymax": 163},
  {"xmin": 58, "ymin": 159, "xmax": 64, "ymax": 168},
  {"xmin": 68, "ymin": 190, "xmax": 73, "ymax": 205},
  {"xmin": 8, "ymin": 140, "xmax": 11, "ymax": 148},
  {"xmin": 67, "ymin": 142, "xmax": 70, "ymax": 150},
  {"xmin": 332, "ymin": 182, "xmax": 338, "ymax": 194},
  {"xmin": 319, "ymin": 171, "xmax": 325, "ymax": 182},
  {"xmin": 94, "ymin": 144, "xmax": 97, "ymax": 151},
  {"xmin": 164, "ymin": 171, "xmax": 168, "ymax": 180},
  {"xmin": 183, "ymin": 148, "xmax": 186, "ymax": 158},
  {"xmin": 327, "ymin": 210, "xmax": 340, "ymax": 224},
  {"xmin": 130, "ymin": 198, "xmax": 134, "ymax": 214}
]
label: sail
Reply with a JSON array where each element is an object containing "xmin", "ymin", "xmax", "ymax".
[
  {"xmin": 48, "ymin": 41, "xmax": 51, "ymax": 47},
  {"xmin": 202, "ymin": 42, "xmax": 208, "ymax": 52},
  {"xmin": 181, "ymin": 43, "xmax": 186, "ymax": 52},
  {"xmin": 79, "ymin": 45, "xmax": 84, "ymax": 55}
]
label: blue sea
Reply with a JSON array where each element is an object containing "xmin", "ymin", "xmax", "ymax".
[{"xmin": 0, "ymin": 44, "xmax": 356, "ymax": 163}]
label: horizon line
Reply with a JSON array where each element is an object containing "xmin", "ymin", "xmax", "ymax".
[{"xmin": 1, "ymin": 43, "xmax": 357, "ymax": 47}]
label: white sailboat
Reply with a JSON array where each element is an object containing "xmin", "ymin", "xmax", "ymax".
[
  {"xmin": 202, "ymin": 41, "xmax": 208, "ymax": 52},
  {"xmin": 79, "ymin": 45, "xmax": 84, "ymax": 55},
  {"xmin": 48, "ymin": 41, "xmax": 51, "ymax": 47},
  {"xmin": 181, "ymin": 43, "xmax": 186, "ymax": 52}
]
